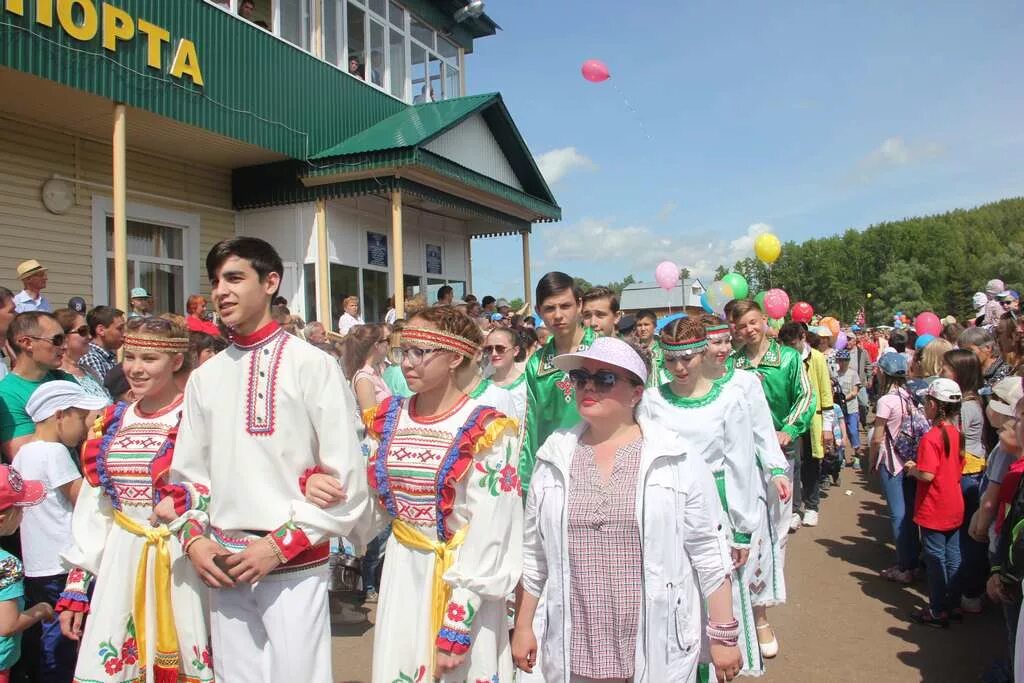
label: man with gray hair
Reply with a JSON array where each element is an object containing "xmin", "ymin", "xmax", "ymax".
[
  {"xmin": 304, "ymin": 320, "xmax": 327, "ymax": 345},
  {"xmin": 958, "ymin": 326, "xmax": 1010, "ymax": 390}
]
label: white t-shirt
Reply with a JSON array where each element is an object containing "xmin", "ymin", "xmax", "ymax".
[
  {"xmin": 12, "ymin": 441, "xmax": 81, "ymax": 577},
  {"xmin": 337, "ymin": 312, "xmax": 364, "ymax": 335}
]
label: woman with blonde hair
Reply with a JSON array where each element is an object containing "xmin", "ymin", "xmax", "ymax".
[
  {"xmin": 342, "ymin": 324, "xmax": 391, "ymax": 413},
  {"xmin": 917, "ymin": 338, "xmax": 953, "ymax": 381}
]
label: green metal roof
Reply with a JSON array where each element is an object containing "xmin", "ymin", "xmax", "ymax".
[{"xmin": 307, "ymin": 93, "xmax": 559, "ymax": 217}]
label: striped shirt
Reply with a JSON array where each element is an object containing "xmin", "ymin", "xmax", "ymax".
[{"xmin": 567, "ymin": 438, "xmax": 643, "ymax": 679}]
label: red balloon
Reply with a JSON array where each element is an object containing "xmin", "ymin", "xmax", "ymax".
[
  {"xmin": 791, "ymin": 301, "xmax": 814, "ymax": 324},
  {"xmin": 914, "ymin": 311, "xmax": 942, "ymax": 338},
  {"xmin": 581, "ymin": 59, "xmax": 610, "ymax": 83}
]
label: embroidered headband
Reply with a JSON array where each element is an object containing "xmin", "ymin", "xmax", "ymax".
[
  {"xmin": 660, "ymin": 336, "xmax": 708, "ymax": 353},
  {"xmin": 401, "ymin": 327, "xmax": 480, "ymax": 359},
  {"xmin": 123, "ymin": 334, "xmax": 190, "ymax": 354},
  {"xmin": 705, "ymin": 323, "xmax": 731, "ymax": 336}
]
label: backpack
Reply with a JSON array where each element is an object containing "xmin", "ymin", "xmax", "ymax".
[{"xmin": 883, "ymin": 389, "xmax": 930, "ymax": 465}]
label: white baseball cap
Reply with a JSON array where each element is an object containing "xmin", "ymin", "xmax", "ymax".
[
  {"xmin": 926, "ymin": 378, "xmax": 962, "ymax": 404},
  {"xmin": 989, "ymin": 377, "xmax": 1024, "ymax": 417},
  {"xmin": 25, "ymin": 381, "xmax": 110, "ymax": 422}
]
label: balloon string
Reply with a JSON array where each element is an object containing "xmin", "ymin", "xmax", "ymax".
[{"xmin": 610, "ymin": 80, "xmax": 653, "ymax": 142}]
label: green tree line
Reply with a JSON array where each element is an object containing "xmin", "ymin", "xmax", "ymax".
[{"xmin": 713, "ymin": 197, "xmax": 1024, "ymax": 325}]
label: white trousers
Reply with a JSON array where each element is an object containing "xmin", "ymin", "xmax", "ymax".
[{"xmin": 209, "ymin": 569, "xmax": 332, "ymax": 683}]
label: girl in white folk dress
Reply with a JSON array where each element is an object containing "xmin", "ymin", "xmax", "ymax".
[
  {"xmin": 57, "ymin": 317, "xmax": 214, "ymax": 683},
  {"xmin": 307, "ymin": 306, "xmax": 523, "ymax": 683}
]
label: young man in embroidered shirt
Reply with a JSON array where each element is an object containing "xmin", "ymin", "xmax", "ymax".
[{"xmin": 157, "ymin": 237, "xmax": 370, "ymax": 683}]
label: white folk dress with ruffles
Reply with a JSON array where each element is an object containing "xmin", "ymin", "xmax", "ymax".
[{"xmin": 364, "ymin": 394, "xmax": 522, "ymax": 683}]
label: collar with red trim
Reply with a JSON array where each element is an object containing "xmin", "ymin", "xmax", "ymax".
[{"xmin": 231, "ymin": 321, "xmax": 282, "ymax": 349}]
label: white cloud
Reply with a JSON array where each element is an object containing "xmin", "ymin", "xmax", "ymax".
[
  {"xmin": 850, "ymin": 136, "xmax": 945, "ymax": 183},
  {"xmin": 535, "ymin": 147, "xmax": 597, "ymax": 185},
  {"xmin": 540, "ymin": 219, "xmax": 775, "ymax": 281}
]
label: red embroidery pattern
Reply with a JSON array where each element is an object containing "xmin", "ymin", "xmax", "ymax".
[
  {"xmin": 245, "ymin": 329, "xmax": 289, "ymax": 437},
  {"xmin": 555, "ymin": 373, "xmax": 575, "ymax": 403}
]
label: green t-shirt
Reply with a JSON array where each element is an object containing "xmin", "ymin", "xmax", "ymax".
[
  {"xmin": 0, "ymin": 549, "xmax": 25, "ymax": 670},
  {"xmin": 0, "ymin": 370, "xmax": 76, "ymax": 444},
  {"xmin": 382, "ymin": 364, "xmax": 412, "ymax": 399}
]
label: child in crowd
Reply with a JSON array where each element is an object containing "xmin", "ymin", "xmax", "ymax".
[
  {"xmin": 0, "ymin": 464, "xmax": 54, "ymax": 683},
  {"xmin": 837, "ymin": 349, "xmax": 864, "ymax": 464},
  {"xmin": 905, "ymin": 378, "xmax": 965, "ymax": 627},
  {"xmin": 12, "ymin": 381, "xmax": 107, "ymax": 682}
]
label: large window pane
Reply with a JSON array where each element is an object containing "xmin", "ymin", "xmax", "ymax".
[
  {"xmin": 279, "ymin": 0, "xmax": 311, "ymax": 49},
  {"xmin": 410, "ymin": 15, "xmax": 433, "ymax": 49},
  {"xmin": 429, "ymin": 53, "xmax": 442, "ymax": 101},
  {"xmin": 106, "ymin": 219, "xmax": 183, "ymax": 259},
  {"xmin": 347, "ymin": 3, "xmax": 366, "ymax": 80},
  {"xmin": 138, "ymin": 262, "xmax": 184, "ymax": 316},
  {"xmin": 411, "ymin": 43, "xmax": 429, "ymax": 102},
  {"xmin": 368, "ymin": 20, "xmax": 385, "ymax": 87},
  {"xmin": 388, "ymin": 1, "xmax": 404, "ymax": 28},
  {"xmin": 368, "ymin": 0, "xmax": 385, "ymax": 18},
  {"xmin": 330, "ymin": 263, "xmax": 359, "ymax": 327},
  {"xmin": 438, "ymin": 36, "xmax": 458, "ymax": 61},
  {"xmin": 403, "ymin": 274, "xmax": 422, "ymax": 301},
  {"xmin": 324, "ymin": 0, "xmax": 343, "ymax": 66},
  {"xmin": 303, "ymin": 263, "xmax": 317, "ymax": 322},
  {"xmin": 445, "ymin": 64, "xmax": 460, "ymax": 99},
  {"xmin": 389, "ymin": 28, "xmax": 406, "ymax": 99},
  {"xmin": 362, "ymin": 269, "xmax": 388, "ymax": 323}
]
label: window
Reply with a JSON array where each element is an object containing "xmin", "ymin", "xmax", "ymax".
[
  {"xmin": 303, "ymin": 263, "xmax": 318, "ymax": 322},
  {"xmin": 389, "ymin": 28, "xmax": 406, "ymax": 99},
  {"xmin": 429, "ymin": 53, "xmax": 442, "ymax": 101},
  {"xmin": 104, "ymin": 219, "xmax": 185, "ymax": 315},
  {"xmin": 278, "ymin": 0, "xmax": 311, "ymax": 49},
  {"xmin": 388, "ymin": 1, "xmax": 404, "ymax": 28},
  {"xmin": 347, "ymin": 3, "xmax": 366, "ymax": 80},
  {"xmin": 403, "ymin": 274, "xmax": 422, "ymax": 300},
  {"xmin": 445, "ymin": 65, "xmax": 459, "ymax": 100},
  {"xmin": 368, "ymin": 19, "xmax": 386, "ymax": 87},
  {"xmin": 411, "ymin": 42, "xmax": 429, "ymax": 102},
  {"xmin": 368, "ymin": 0, "xmax": 386, "ymax": 18},
  {"xmin": 330, "ymin": 263, "xmax": 359, "ymax": 327},
  {"xmin": 324, "ymin": 0, "xmax": 344, "ymax": 66},
  {"xmin": 362, "ymin": 269, "xmax": 388, "ymax": 323},
  {"xmin": 410, "ymin": 15, "xmax": 433, "ymax": 49}
]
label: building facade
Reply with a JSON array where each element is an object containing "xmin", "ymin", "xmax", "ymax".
[
  {"xmin": 0, "ymin": 0, "xmax": 558, "ymax": 325},
  {"xmin": 619, "ymin": 279, "xmax": 707, "ymax": 319}
]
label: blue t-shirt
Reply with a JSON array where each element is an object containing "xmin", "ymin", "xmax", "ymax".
[{"xmin": 0, "ymin": 549, "xmax": 25, "ymax": 670}]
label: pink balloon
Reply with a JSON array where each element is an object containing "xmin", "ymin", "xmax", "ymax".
[
  {"xmin": 763, "ymin": 288, "xmax": 790, "ymax": 319},
  {"xmin": 914, "ymin": 311, "xmax": 942, "ymax": 338},
  {"xmin": 581, "ymin": 59, "xmax": 610, "ymax": 83},
  {"xmin": 654, "ymin": 261, "xmax": 679, "ymax": 291}
]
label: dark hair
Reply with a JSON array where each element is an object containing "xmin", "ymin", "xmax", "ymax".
[
  {"xmin": 535, "ymin": 272, "xmax": 578, "ymax": 308},
  {"xmin": 723, "ymin": 299, "xmax": 739, "ymax": 321},
  {"xmin": 486, "ymin": 327, "xmax": 524, "ymax": 361},
  {"xmin": 7, "ymin": 311, "xmax": 57, "ymax": 350},
  {"xmin": 729, "ymin": 299, "xmax": 762, "ymax": 323},
  {"xmin": 206, "ymin": 237, "xmax": 283, "ymax": 295},
  {"xmin": 463, "ymin": 294, "xmax": 477, "ymax": 304},
  {"xmin": 778, "ymin": 321, "xmax": 806, "ymax": 346},
  {"xmin": 189, "ymin": 331, "xmax": 228, "ymax": 364},
  {"xmin": 582, "ymin": 286, "xmax": 620, "ymax": 313},
  {"xmin": 437, "ymin": 285, "xmax": 453, "ymax": 302},
  {"xmin": 481, "ymin": 296, "xmax": 496, "ymax": 308},
  {"xmin": 517, "ymin": 327, "xmax": 539, "ymax": 355},
  {"xmin": 942, "ymin": 349, "xmax": 982, "ymax": 399},
  {"xmin": 103, "ymin": 364, "xmax": 131, "ymax": 399},
  {"xmin": 0, "ymin": 287, "xmax": 13, "ymax": 308},
  {"xmin": 86, "ymin": 305, "xmax": 124, "ymax": 337},
  {"xmin": 996, "ymin": 313, "xmax": 1023, "ymax": 366},
  {"xmin": 634, "ymin": 309, "xmax": 657, "ymax": 325},
  {"xmin": 890, "ymin": 330, "xmax": 908, "ymax": 353},
  {"xmin": 342, "ymin": 324, "xmax": 385, "ymax": 380}
]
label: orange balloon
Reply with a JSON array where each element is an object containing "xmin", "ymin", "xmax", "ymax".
[{"xmin": 820, "ymin": 316, "xmax": 840, "ymax": 338}]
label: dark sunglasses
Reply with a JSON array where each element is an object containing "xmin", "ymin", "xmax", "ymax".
[
  {"xmin": 568, "ymin": 368, "xmax": 631, "ymax": 392},
  {"xmin": 65, "ymin": 325, "xmax": 90, "ymax": 337},
  {"xmin": 482, "ymin": 345, "xmax": 511, "ymax": 355},
  {"xmin": 27, "ymin": 334, "xmax": 66, "ymax": 346}
]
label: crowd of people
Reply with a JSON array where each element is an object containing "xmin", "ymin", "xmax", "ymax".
[{"xmin": 0, "ymin": 246, "xmax": 1021, "ymax": 682}]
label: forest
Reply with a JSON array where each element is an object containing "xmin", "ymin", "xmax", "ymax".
[{"xmin": 710, "ymin": 197, "xmax": 1024, "ymax": 325}]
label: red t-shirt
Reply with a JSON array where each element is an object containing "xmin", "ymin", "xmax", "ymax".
[
  {"xmin": 862, "ymin": 341, "xmax": 879, "ymax": 363},
  {"xmin": 186, "ymin": 315, "xmax": 222, "ymax": 337},
  {"xmin": 913, "ymin": 423, "xmax": 964, "ymax": 531}
]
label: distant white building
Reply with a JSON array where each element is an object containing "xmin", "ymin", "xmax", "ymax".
[{"xmin": 619, "ymin": 279, "xmax": 706, "ymax": 316}]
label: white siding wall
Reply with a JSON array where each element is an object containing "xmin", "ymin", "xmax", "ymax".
[
  {"xmin": 0, "ymin": 117, "xmax": 234, "ymax": 310},
  {"xmin": 424, "ymin": 113, "xmax": 524, "ymax": 191}
]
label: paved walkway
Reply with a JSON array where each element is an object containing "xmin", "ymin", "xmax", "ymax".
[{"xmin": 328, "ymin": 467, "xmax": 1006, "ymax": 682}]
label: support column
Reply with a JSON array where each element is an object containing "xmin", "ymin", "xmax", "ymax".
[
  {"xmin": 112, "ymin": 103, "xmax": 128, "ymax": 313},
  {"xmin": 522, "ymin": 229, "xmax": 532, "ymax": 312},
  {"xmin": 315, "ymin": 199, "xmax": 331, "ymax": 326},
  {"xmin": 391, "ymin": 189, "xmax": 405, "ymax": 318}
]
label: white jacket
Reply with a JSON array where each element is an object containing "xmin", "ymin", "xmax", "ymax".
[{"xmin": 521, "ymin": 420, "xmax": 732, "ymax": 683}]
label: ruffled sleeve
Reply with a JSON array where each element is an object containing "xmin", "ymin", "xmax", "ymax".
[
  {"xmin": 436, "ymin": 411, "xmax": 522, "ymax": 654},
  {"xmin": 80, "ymin": 403, "xmax": 124, "ymax": 487}
]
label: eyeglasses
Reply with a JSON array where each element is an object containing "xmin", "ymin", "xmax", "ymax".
[
  {"xmin": 664, "ymin": 350, "xmax": 702, "ymax": 362},
  {"xmin": 482, "ymin": 345, "xmax": 510, "ymax": 355},
  {"xmin": 65, "ymin": 325, "xmax": 90, "ymax": 337},
  {"xmin": 27, "ymin": 334, "xmax": 66, "ymax": 346},
  {"xmin": 398, "ymin": 346, "xmax": 447, "ymax": 366},
  {"xmin": 568, "ymin": 368, "xmax": 632, "ymax": 392}
]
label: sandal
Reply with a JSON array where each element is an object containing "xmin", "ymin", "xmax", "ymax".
[
  {"xmin": 880, "ymin": 567, "xmax": 914, "ymax": 584},
  {"xmin": 755, "ymin": 623, "xmax": 778, "ymax": 658},
  {"xmin": 910, "ymin": 608, "xmax": 949, "ymax": 628}
]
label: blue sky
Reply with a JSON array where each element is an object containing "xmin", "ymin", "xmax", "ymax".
[{"xmin": 464, "ymin": 1, "xmax": 1024, "ymax": 300}]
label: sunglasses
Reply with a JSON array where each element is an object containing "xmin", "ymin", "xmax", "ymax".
[
  {"xmin": 482, "ymin": 345, "xmax": 511, "ymax": 355},
  {"xmin": 568, "ymin": 368, "xmax": 632, "ymax": 392},
  {"xmin": 664, "ymin": 350, "xmax": 702, "ymax": 362},
  {"xmin": 27, "ymin": 334, "xmax": 66, "ymax": 346},
  {"xmin": 65, "ymin": 325, "xmax": 90, "ymax": 337}
]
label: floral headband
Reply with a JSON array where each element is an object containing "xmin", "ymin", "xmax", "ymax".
[
  {"xmin": 401, "ymin": 327, "xmax": 480, "ymax": 359},
  {"xmin": 123, "ymin": 334, "xmax": 190, "ymax": 354}
]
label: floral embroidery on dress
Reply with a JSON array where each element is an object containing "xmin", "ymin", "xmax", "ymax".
[
  {"xmin": 474, "ymin": 442, "xmax": 521, "ymax": 497},
  {"xmin": 191, "ymin": 643, "xmax": 213, "ymax": 671},
  {"xmin": 391, "ymin": 665, "xmax": 426, "ymax": 683},
  {"xmin": 473, "ymin": 676, "xmax": 500, "ymax": 683},
  {"xmin": 97, "ymin": 615, "xmax": 136, "ymax": 677}
]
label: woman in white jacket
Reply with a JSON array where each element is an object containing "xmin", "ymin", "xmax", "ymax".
[{"xmin": 512, "ymin": 336, "xmax": 741, "ymax": 683}]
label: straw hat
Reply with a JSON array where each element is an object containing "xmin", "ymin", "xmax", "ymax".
[{"xmin": 16, "ymin": 259, "xmax": 46, "ymax": 280}]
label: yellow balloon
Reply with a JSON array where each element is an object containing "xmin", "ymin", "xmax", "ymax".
[
  {"xmin": 866, "ymin": 292, "xmax": 873, "ymax": 299},
  {"xmin": 754, "ymin": 233, "xmax": 782, "ymax": 265}
]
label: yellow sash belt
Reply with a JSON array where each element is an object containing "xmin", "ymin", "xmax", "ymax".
[
  {"xmin": 391, "ymin": 518, "xmax": 468, "ymax": 673},
  {"xmin": 113, "ymin": 510, "xmax": 179, "ymax": 677}
]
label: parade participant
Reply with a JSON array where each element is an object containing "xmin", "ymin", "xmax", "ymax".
[
  {"xmin": 730, "ymin": 300, "xmax": 814, "ymax": 657},
  {"xmin": 455, "ymin": 323, "xmax": 519, "ymax": 420},
  {"xmin": 580, "ymin": 286, "xmax": 622, "ymax": 337},
  {"xmin": 638, "ymin": 317, "xmax": 766, "ymax": 676},
  {"xmin": 56, "ymin": 316, "xmax": 214, "ymax": 683},
  {"xmin": 512, "ymin": 336, "xmax": 740, "ymax": 683},
  {"xmin": 520, "ymin": 272, "xmax": 596, "ymax": 493},
  {"xmin": 632, "ymin": 309, "xmax": 670, "ymax": 388},
  {"xmin": 484, "ymin": 327, "xmax": 527, "ymax": 425},
  {"xmin": 157, "ymin": 237, "xmax": 370, "ymax": 683},
  {"xmin": 338, "ymin": 305, "xmax": 522, "ymax": 682}
]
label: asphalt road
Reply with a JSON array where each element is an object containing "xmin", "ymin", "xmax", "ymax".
[{"xmin": 328, "ymin": 466, "xmax": 1006, "ymax": 682}]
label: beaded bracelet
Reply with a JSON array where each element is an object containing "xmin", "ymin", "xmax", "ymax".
[{"xmin": 706, "ymin": 619, "xmax": 740, "ymax": 645}]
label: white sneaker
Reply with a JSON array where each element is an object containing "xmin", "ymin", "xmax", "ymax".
[
  {"xmin": 803, "ymin": 510, "xmax": 819, "ymax": 526},
  {"xmin": 789, "ymin": 514, "xmax": 802, "ymax": 532}
]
